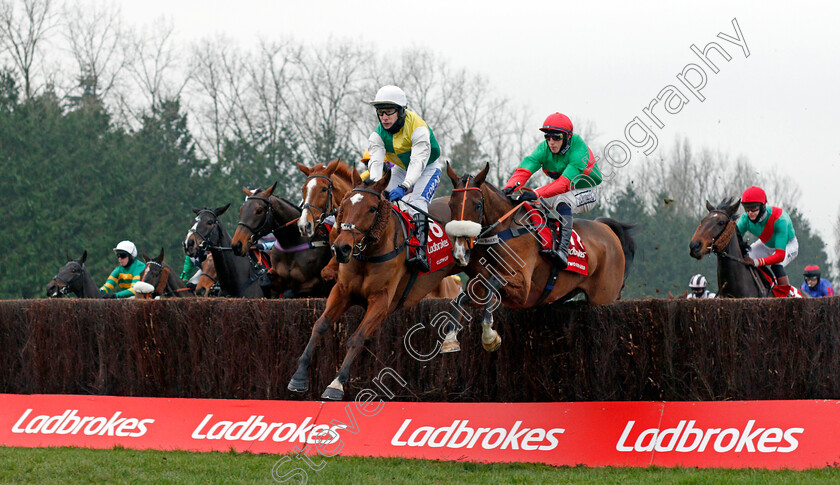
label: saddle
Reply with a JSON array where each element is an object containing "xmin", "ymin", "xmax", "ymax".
[
  {"xmin": 521, "ymin": 203, "xmax": 589, "ymax": 276},
  {"xmin": 752, "ymin": 266, "xmax": 802, "ymax": 298},
  {"xmin": 394, "ymin": 208, "xmax": 453, "ymax": 274}
]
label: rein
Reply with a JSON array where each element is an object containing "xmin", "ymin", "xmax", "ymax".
[
  {"xmin": 707, "ymin": 210, "xmax": 749, "ymax": 265},
  {"xmin": 340, "ymin": 187, "xmax": 405, "ymax": 263}
]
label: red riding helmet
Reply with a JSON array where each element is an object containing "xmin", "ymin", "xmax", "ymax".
[
  {"xmin": 741, "ymin": 186, "xmax": 767, "ymax": 205},
  {"xmin": 540, "ymin": 112, "xmax": 573, "ymax": 154}
]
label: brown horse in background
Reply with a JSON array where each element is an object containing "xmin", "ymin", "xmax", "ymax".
[
  {"xmin": 194, "ymin": 253, "xmax": 220, "ymax": 296},
  {"xmin": 287, "ymin": 170, "xmax": 459, "ymax": 400},
  {"xmin": 231, "ymin": 184, "xmax": 332, "ymax": 298},
  {"xmin": 445, "ymin": 163, "xmax": 636, "ymax": 350},
  {"xmin": 134, "ymin": 248, "xmax": 194, "ymax": 298}
]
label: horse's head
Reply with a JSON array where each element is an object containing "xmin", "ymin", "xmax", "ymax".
[
  {"xmin": 135, "ymin": 248, "xmax": 170, "ymax": 298},
  {"xmin": 47, "ymin": 251, "xmax": 88, "ymax": 297},
  {"xmin": 297, "ymin": 161, "xmax": 334, "ymax": 237},
  {"xmin": 232, "ymin": 183, "xmax": 277, "ymax": 256},
  {"xmin": 444, "ymin": 162, "xmax": 490, "ymax": 266},
  {"xmin": 331, "ymin": 170, "xmax": 391, "ymax": 263},
  {"xmin": 689, "ymin": 198, "xmax": 741, "ymax": 259},
  {"xmin": 195, "ymin": 253, "xmax": 218, "ymax": 297},
  {"xmin": 186, "ymin": 204, "xmax": 229, "ymax": 256}
]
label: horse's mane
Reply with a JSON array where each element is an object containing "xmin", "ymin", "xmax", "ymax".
[{"xmin": 715, "ymin": 197, "xmax": 739, "ymax": 220}]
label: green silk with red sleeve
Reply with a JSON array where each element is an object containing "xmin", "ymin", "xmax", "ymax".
[
  {"xmin": 504, "ymin": 134, "xmax": 602, "ymax": 197},
  {"xmin": 735, "ymin": 206, "xmax": 796, "ymax": 266}
]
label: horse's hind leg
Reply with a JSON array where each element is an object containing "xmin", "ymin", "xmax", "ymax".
[
  {"xmin": 288, "ymin": 285, "xmax": 351, "ymax": 393},
  {"xmin": 322, "ymin": 292, "xmax": 390, "ymax": 400}
]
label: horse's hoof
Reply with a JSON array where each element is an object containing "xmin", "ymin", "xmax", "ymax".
[
  {"xmin": 287, "ymin": 378, "xmax": 309, "ymax": 393},
  {"xmin": 441, "ymin": 340, "xmax": 461, "ymax": 353},
  {"xmin": 321, "ymin": 387, "xmax": 344, "ymax": 400},
  {"xmin": 482, "ymin": 335, "xmax": 502, "ymax": 352}
]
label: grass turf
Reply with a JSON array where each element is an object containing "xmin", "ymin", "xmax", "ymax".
[{"xmin": 1, "ymin": 447, "xmax": 839, "ymax": 484}]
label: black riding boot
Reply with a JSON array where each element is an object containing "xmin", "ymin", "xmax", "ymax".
[
  {"xmin": 540, "ymin": 211, "xmax": 573, "ymax": 269},
  {"xmin": 408, "ymin": 213, "xmax": 430, "ymax": 272}
]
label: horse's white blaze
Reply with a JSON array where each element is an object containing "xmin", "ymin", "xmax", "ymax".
[
  {"xmin": 184, "ymin": 222, "xmax": 198, "ymax": 247},
  {"xmin": 453, "ymin": 240, "xmax": 469, "ymax": 266},
  {"xmin": 350, "ymin": 193, "xmax": 364, "ymax": 205},
  {"xmin": 298, "ymin": 179, "xmax": 318, "ymax": 235}
]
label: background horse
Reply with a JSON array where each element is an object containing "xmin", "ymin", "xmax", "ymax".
[
  {"xmin": 46, "ymin": 251, "xmax": 101, "ymax": 298},
  {"xmin": 445, "ymin": 163, "xmax": 636, "ymax": 351},
  {"xmin": 689, "ymin": 198, "xmax": 770, "ymax": 298},
  {"xmin": 232, "ymin": 183, "xmax": 332, "ymax": 298},
  {"xmin": 133, "ymin": 248, "xmax": 193, "ymax": 298},
  {"xmin": 194, "ymin": 253, "xmax": 220, "ymax": 296},
  {"xmin": 288, "ymin": 171, "xmax": 459, "ymax": 400},
  {"xmin": 188, "ymin": 205, "xmax": 268, "ymax": 298}
]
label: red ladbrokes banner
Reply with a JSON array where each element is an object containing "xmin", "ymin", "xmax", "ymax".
[{"xmin": 2, "ymin": 394, "xmax": 840, "ymax": 469}]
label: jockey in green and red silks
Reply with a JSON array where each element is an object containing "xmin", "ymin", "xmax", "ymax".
[
  {"xmin": 502, "ymin": 112, "xmax": 603, "ymax": 269},
  {"xmin": 736, "ymin": 186, "xmax": 799, "ymax": 286}
]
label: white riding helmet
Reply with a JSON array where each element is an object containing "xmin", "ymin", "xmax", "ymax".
[
  {"xmin": 113, "ymin": 240, "xmax": 138, "ymax": 258},
  {"xmin": 368, "ymin": 85, "xmax": 407, "ymax": 108},
  {"xmin": 688, "ymin": 274, "xmax": 707, "ymax": 288}
]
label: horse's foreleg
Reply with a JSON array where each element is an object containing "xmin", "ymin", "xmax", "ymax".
[
  {"xmin": 480, "ymin": 275, "xmax": 503, "ymax": 352},
  {"xmin": 321, "ymin": 291, "xmax": 390, "ymax": 401},
  {"xmin": 287, "ymin": 284, "xmax": 351, "ymax": 393}
]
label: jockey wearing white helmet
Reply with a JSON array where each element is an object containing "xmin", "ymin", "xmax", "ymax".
[
  {"xmin": 365, "ymin": 85, "xmax": 443, "ymax": 272},
  {"xmin": 686, "ymin": 274, "xmax": 716, "ymax": 299}
]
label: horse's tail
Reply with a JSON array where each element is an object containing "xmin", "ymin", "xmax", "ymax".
[{"xmin": 595, "ymin": 217, "xmax": 638, "ymax": 281}]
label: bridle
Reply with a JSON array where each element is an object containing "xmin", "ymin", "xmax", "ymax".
[
  {"xmin": 302, "ymin": 174, "xmax": 337, "ymax": 229},
  {"xmin": 189, "ymin": 209, "xmax": 224, "ymax": 251},
  {"xmin": 704, "ymin": 209, "xmax": 746, "ymax": 264},
  {"xmin": 50, "ymin": 261, "xmax": 84, "ymax": 296},
  {"xmin": 450, "ymin": 177, "xmax": 484, "ymax": 250},
  {"xmin": 339, "ymin": 187, "xmax": 386, "ymax": 256},
  {"xmin": 237, "ymin": 195, "xmax": 299, "ymax": 246},
  {"xmin": 139, "ymin": 260, "xmax": 171, "ymax": 298}
]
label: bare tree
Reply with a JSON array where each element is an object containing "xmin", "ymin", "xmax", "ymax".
[
  {"xmin": 62, "ymin": 0, "xmax": 126, "ymax": 105},
  {"xmin": 0, "ymin": 0, "xmax": 55, "ymax": 100},
  {"xmin": 120, "ymin": 18, "xmax": 189, "ymax": 124}
]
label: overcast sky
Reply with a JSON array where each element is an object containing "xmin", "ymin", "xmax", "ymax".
[{"xmin": 123, "ymin": 0, "xmax": 840, "ymax": 245}]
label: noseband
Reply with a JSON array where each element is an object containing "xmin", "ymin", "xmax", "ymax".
[
  {"xmin": 302, "ymin": 174, "xmax": 336, "ymax": 227},
  {"xmin": 236, "ymin": 196, "xmax": 275, "ymax": 244},
  {"xmin": 51, "ymin": 261, "xmax": 84, "ymax": 295},
  {"xmin": 339, "ymin": 187, "xmax": 387, "ymax": 256}
]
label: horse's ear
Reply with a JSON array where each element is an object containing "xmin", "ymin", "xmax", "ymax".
[
  {"xmin": 297, "ymin": 162, "xmax": 312, "ymax": 176},
  {"xmin": 728, "ymin": 198, "xmax": 741, "ymax": 215},
  {"xmin": 445, "ymin": 160, "xmax": 460, "ymax": 186},
  {"xmin": 474, "ymin": 162, "xmax": 490, "ymax": 186},
  {"xmin": 214, "ymin": 203, "xmax": 230, "ymax": 216},
  {"xmin": 142, "ymin": 251, "xmax": 149, "ymax": 262},
  {"xmin": 352, "ymin": 168, "xmax": 363, "ymax": 187},
  {"xmin": 265, "ymin": 181, "xmax": 278, "ymax": 197},
  {"xmin": 325, "ymin": 160, "xmax": 339, "ymax": 175},
  {"xmin": 158, "ymin": 247, "xmax": 165, "ymax": 262},
  {"xmin": 373, "ymin": 169, "xmax": 391, "ymax": 192},
  {"xmin": 192, "ymin": 207, "xmax": 201, "ymax": 215},
  {"xmin": 242, "ymin": 186, "xmax": 253, "ymax": 196},
  {"xmin": 80, "ymin": 251, "xmax": 87, "ymax": 264},
  {"xmin": 705, "ymin": 200, "xmax": 715, "ymax": 212}
]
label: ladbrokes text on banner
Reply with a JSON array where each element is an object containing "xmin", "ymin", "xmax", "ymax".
[{"xmin": 2, "ymin": 394, "xmax": 839, "ymax": 469}]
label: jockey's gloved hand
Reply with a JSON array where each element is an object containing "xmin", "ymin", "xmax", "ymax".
[
  {"xmin": 101, "ymin": 293, "xmax": 117, "ymax": 299},
  {"xmin": 743, "ymin": 257, "xmax": 756, "ymax": 267},
  {"xmin": 518, "ymin": 191, "xmax": 538, "ymax": 202},
  {"xmin": 388, "ymin": 186, "xmax": 407, "ymax": 202},
  {"xmin": 501, "ymin": 186, "xmax": 516, "ymax": 196}
]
